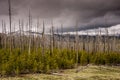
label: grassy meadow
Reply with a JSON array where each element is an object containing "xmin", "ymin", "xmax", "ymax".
[{"xmin": 0, "ymin": 65, "xmax": 120, "ymax": 80}]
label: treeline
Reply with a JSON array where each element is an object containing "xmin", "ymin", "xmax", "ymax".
[{"xmin": 0, "ymin": 18, "xmax": 120, "ymax": 76}]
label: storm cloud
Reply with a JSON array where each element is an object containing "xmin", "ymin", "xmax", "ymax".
[{"xmin": 0, "ymin": 0, "xmax": 120, "ymax": 32}]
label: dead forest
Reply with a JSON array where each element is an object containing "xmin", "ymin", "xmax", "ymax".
[{"xmin": 0, "ymin": 0, "xmax": 120, "ymax": 76}]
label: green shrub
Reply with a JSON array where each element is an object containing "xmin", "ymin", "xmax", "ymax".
[{"xmin": 0, "ymin": 48, "xmax": 120, "ymax": 76}]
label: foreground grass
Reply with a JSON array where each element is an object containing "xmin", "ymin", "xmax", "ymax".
[{"xmin": 0, "ymin": 65, "xmax": 120, "ymax": 80}]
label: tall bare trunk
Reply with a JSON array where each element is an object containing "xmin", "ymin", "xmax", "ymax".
[
  {"xmin": 28, "ymin": 10, "xmax": 32, "ymax": 55},
  {"xmin": 42, "ymin": 20, "xmax": 45, "ymax": 56},
  {"xmin": 8, "ymin": 0, "xmax": 12, "ymax": 53},
  {"xmin": 75, "ymin": 22, "xmax": 79, "ymax": 67},
  {"xmin": 2, "ymin": 20, "xmax": 7, "ymax": 49},
  {"xmin": 52, "ymin": 22, "xmax": 55, "ymax": 51},
  {"xmin": 35, "ymin": 19, "xmax": 39, "ymax": 53},
  {"xmin": 60, "ymin": 24, "xmax": 63, "ymax": 50}
]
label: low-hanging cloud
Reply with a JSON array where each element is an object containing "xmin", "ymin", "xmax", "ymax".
[{"xmin": 0, "ymin": 0, "xmax": 120, "ymax": 32}]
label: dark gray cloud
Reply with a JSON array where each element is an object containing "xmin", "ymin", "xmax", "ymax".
[
  {"xmin": 0, "ymin": 0, "xmax": 8, "ymax": 15},
  {"xmin": 0, "ymin": 0, "xmax": 120, "ymax": 32}
]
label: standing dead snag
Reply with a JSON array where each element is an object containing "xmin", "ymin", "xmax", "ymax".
[
  {"xmin": 35, "ymin": 19, "xmax": 40, "ymax": 54},
  {"xmin": 0, "ymin": 21, "xmax": 3, "ymax": 49},
  {"xmin": 103, "ymin": 28, "xmax": 109, "ymax": 53},
  {"xmin": 56, "ymin": 28, "xmax": 59, "ymax": 49},
  {"xmin": 21, "ymin": 19, "xmax": 24, "ymax": 51},
  {"xmin": 105, "ymin": 28, "xmax": 110, "ymax": 53},
  {"xmin": 95, "ymin": 29, "xmax": 99, "ymax": 53},
  {"xmin": 66, "ymin": 32, "xmax": 70, "ymax": 50},
  {"xmin": 8, "ymin": 0, "xmax": 12, "ymax": 53},
  {"xmin": 112, "ymin": 31, "xmax": 116, "ymax": 52},
  {"xmin": 75, "ymin": 22, "xmax": 79, "ymax": 67},
  {"xmin": 98, "ymin": 28, "xmax": 101, "ymax": 53},
  {"xmin": 49, "ymin": 21, "xmax": 54, "ymax": 55},
  {"xmin": 49, "ymin": 28, "xmax": 52, "ymax": 55},
  {"xmin": 19, "ymin": 20, "xmax": 21, "ymax": 50},
  {"xmin": 12, "ymin": 23, "xmax": 16, "ymax": 49},
  {"xmin": 52, "ymin": 22, "xmax": 55, "ymax": 51},
  {"xmin": 82, "ymin": 35, "xmax": 85, "ymax": 51},
  {"xmin": 42, "ymin": 20, "xmax": 45, "ymax": 56},
  {"xmin": 28, "ymin": 10, "xmax": 32, "ymax": 55},
  {"xmin": 18, "ymin": 19, "xmax": 24, "ymax": 51},
  {"xmin": 1, "ymin": 20, "xmax": 4, "ymax": 49},
  {"xmin": 2, "ymin": 20, "xmax": 7, "ymax": 49},
  {"xmin": 60, "ymin": 24, "xmax": 63, "ymax": 50},
  {"xmin": 86, "ymin": 31, "xmax": 90, "ymax": 53}
]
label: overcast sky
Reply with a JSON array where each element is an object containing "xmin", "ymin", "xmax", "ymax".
[{"xmin": 0, "ymin": 0, "xmax": 120, "ymax": 32}]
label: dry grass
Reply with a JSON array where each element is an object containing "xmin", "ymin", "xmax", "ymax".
[{"xmin": 0, "ymin": 65, "xmax": 120, "ymax": 80}]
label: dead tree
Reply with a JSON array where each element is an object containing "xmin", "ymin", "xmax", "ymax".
[
  {"xmin": 28, "ymin": 10, "xmax": 32, "ymax": 55},
  {"xmin": 52, "ymin": 22, "xmax": 55, "ymax": 51},
  {"xmin": 86, "ymin": 31, "xmax": 90, "ymax": 53},
  {"xmin": 2, "ymin": 20, "xmax": 7, "ymax": 49},
  {"xmin": 49, "ymin": 21, "xmax": 55, "ymax": 55},
  {"xmin": 82, "ymin": 35, "xmax": 85, "ymax": 51},
  {"xmin": 8, "ymin": 0, "xmax": 12, "ymax": 53},
  {"xmin": 1, "ymin": 20, "xmax": 4, "ymax": 49},
  {"xmin": 19, "ymin": 19, "xmax": 22, "ymax": 51},
  {"xmin": 60, "ymin": 24, "xmax": 63, "ymax": 50},
  {"xmin": 98, "ymin": 28, "xmax": 102, "ymax": 53},
  {"xmin": 21, "ymin": 19, "xmax": 25, "ymax": 51},
  {"xmin": 105, "ymin": 28, "xmax": 110, "ymax": 53},
  {"xmin": 42, "ymin": 20, "xmax": 45, "ymax": 56},
  {"xmin": 56, "ymin": 28, "xmax": 59, "ymax": 49},
  {"xmin": 35, "ymin": 19, "xmax": 40, "ymax": 53},
  {"xmin": 75, "ymin": 22, "xmax": 79, "ymax": 67},
  {"xmin": 12, "ymin": 23, "xmax": 15, "ymax": 49},
  {"xmin": 50, "ymin": 28, "xmax": 52, "ymax": 55},
  {"xmin": 66, "ymin": 32, "xmax": 70, "ymax": 50}
]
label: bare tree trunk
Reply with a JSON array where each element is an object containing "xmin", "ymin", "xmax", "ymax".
[
  {"xmin": 28, "ymin": 10, "xmax": 32, "ymax": 55},
  {"xmin": 8, "ymin": 0, "xmax": 12, "ymax": 53},
  {"xmin": 50, "ymin": 28, "xmax": 52, "ymax": 55},
  {"xmin": 19, "ymin": 19, "xmax": 22, "ymax": 51},
  {"xmin": 104, "ymin": 28, "xmax": 109, "ymax": 53},
  {"xmin": 103, "ymin": 35, "xmax": 106, "ymax": 53},
  {"xmin": 12, "ymin": 23, "xmax": 15, "ymax": 49},
  {"xmin": 75, "ymin": 22, "xmax": 79, "ymax": 67},
  {"xmin": 82, "ymin": 36, "xmax": 85, "ymax": 51},
  {"xmin": 66, "ymin": 32, "xmax": 70, "ymax": 50},
  {"xmin": 60, "ymin": 24, "xmax": 63, "ymax": 50},
  {"xmin": 86, "ymin": 31, "xmax": 90, "ymax": 53},
  {"xmin": 21, "ymin": 19, "xmax": 24, "ymax": 51},
  {"xmin": 42, "ymin": 21, "xmax": 45, "ymax": 56},
  {"xmin": 35, "ymin": 19, "xmax": 39, "ymax": 54},
  {"xmin": 2, "ymin": 20, "xmax": 7, "ymax": 49},
  {"xmin": 98, "ymin": 28, "xmax": 102, "ymax": 53},
  {"xmin": 52, "ymin": 22, "xmax": 55, "ymax": 52},
  {"xmin": 56, "ymin": 28, "xmax": 59, "ymax": 49},
  {"xmin": 1, "ymin": 20, "xmax": 4, "ymax": 49},
  {"xmin": 112, "ymin": 31, "xmax": 116, "ymax": 52}
]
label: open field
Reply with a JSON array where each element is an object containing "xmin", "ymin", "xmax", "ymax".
[{"xmin": 1, "ymin": 65, "xmax": 120, "ymax": 80}]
